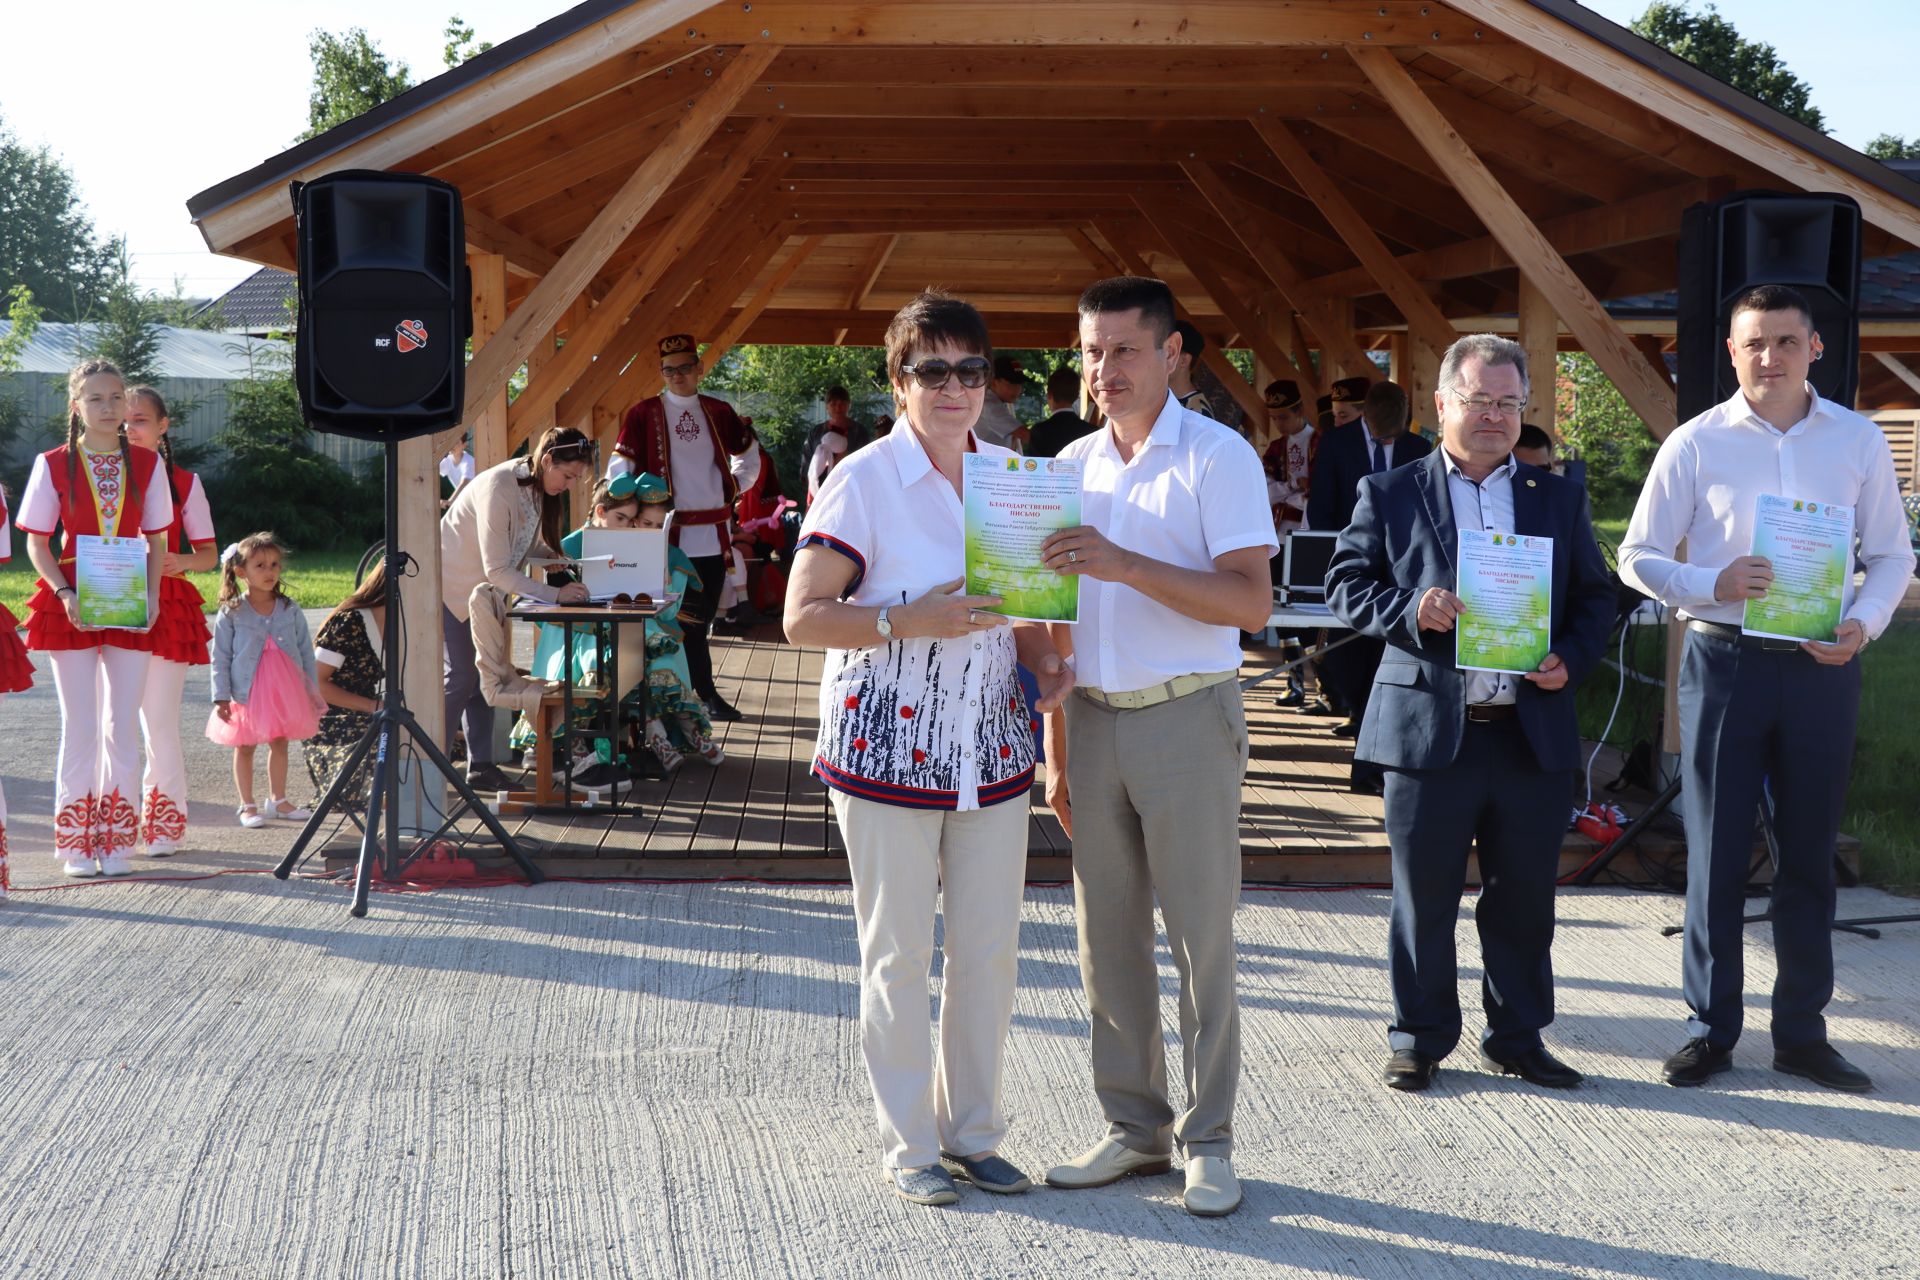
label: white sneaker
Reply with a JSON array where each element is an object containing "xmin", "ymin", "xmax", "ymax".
[
  {"xmin": 237, "ymin": 805, "xmax": 267, "ymax": 829},
  {"xmin": 144, "ymin": 839, "xmax": 181, "ymax": 858},
  {"xmin": 62, "ymin": 857, "xmax": 101, "ymax": 878},
  {"xmin": 98, "ymin": 851, "xmax": 136, "ymax": 877},
  {"xmin": 269, "ymin": 797, "xmax": 311, "ymax": 821}
]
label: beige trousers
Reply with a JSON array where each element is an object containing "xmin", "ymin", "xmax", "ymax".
[
  {"xmin": 830, "ymin": 789, "xmax": 1029, "ymax": 1170},
  {"xmin": 1065, "ymin": 678, "xmax": 1248, "ymax": 1160}
]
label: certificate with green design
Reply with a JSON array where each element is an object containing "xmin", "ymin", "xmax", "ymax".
[
  {"xmin": 963, "ymin": 453, "xmax": 1081, "ymax": 623},
  {"xmin": 75, "ymin": 534, "xmax": 149, "ymax": 630},
  {"xmin": 1743, "ymin": 493, "xmax": 1853, "ymax": 642},
  {"xmin": 1455, "ymin": 529, "xmax": 1553, "ymax": 674}
]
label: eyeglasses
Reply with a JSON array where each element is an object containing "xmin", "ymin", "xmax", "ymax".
[
  {"xmin": 900, "ymin": 357, "xmax": 991, "ymax": 390},
  {"xmin": 661, "ymin": 361, "xmax": 700, "ymax": 376},
  {"xmin": 1450, "ymin": 391, "xmax": 1527, "ymax": 417}
]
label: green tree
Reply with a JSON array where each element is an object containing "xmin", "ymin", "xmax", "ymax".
[
  {"xmin": 86, "ymin": 254, "xmax": 165, "ymax": 388},
  {"xmin": 0, "ymin": 113, "xmax": 123, "ymax": 322},
  {"xmin": 1557, "ymin": 353, "xmax": 1659, "ymax": 516},
  {"xmin": 1865, "ymin": 134, "xmax": 1920, "ymax": 161},
  {"xmin": 301, "ymin": 28, "xmax": 414, "ymax": 142},
  {"xmin": 0, "ymin": 284, "xmax": 44, "ymax": 457},
  {"xmin": 1631, "ymin": 3, "xmax": 1825, "ymax": 131},
  {"xmin": 444, "ymin": 15, "xmax": 493, "ymax": 68}
]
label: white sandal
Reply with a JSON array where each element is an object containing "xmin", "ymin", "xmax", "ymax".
[
  {"xmin": 269, "ymin": 796, "xmax": 312, "ymax": 821},
  {"xmin": 237, "ymin": 804, "xmax": 267, "ymax": 829}
]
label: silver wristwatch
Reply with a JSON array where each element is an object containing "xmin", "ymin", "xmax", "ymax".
[{"xmin": 875, "ymin": 605, "xmax": 895, "ymax": 641}]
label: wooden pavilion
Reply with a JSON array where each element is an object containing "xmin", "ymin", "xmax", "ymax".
[{"xmin": 187, "ymin": 0, "xmax": 1920, "ymax": 874}]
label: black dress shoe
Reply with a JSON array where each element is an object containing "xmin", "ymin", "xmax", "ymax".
[
  {"xmin": 1481, "ymin": 1046, "xmax": 1583, "ymax": 1088},
  {"xmin": 1275, "ymin": 686, "xmax": 1306, "ymax": 708},
  {"xmin": 1773, "ymin": 1041, "xmax": 1873, "ymax": 1093},
  {"xmin": 1349, "ymin": 776, "xmax": 1384, "ymax": 797},
  {"xmin": 1332, "ymin": 719, "xmax": 1361, "ymax": 739},
  {"xmin": 704, "ymin": 693, "xmax": 744, "ymax": 723},
  {"xmin": 1302, "ymin": 700, "xmax": 1339, "ymax": 717},
  {"xmin": 1662, "ymin": 1037, "xmax": 1734, "ymax": 1087},
  {"xmin": 1384, "ymin": 1049, "xmax": 1439, "ymax": 1092},
  {"xmin": 465, "ymin": 762, "xmax": 513, "ymax": 793}
]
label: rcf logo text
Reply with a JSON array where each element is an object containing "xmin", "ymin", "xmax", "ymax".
[{"xmin": 374, "ymin": 319, "xmax": 430, "ymax": 352}]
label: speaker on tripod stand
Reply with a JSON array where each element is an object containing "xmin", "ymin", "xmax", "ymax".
[{"xmin": 273, "ymin": 170, "xmax": 541, "ymax": 916}]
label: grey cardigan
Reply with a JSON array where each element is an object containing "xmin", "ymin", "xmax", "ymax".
[{"xmin": 211, "ymin": 596, "xmax": 318, "ymax": 704}]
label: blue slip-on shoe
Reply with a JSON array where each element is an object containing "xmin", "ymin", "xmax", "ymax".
[
  {"xmin": 941, "ymin": 1151, "xmax": 1032, "ymax": 1195},
  {"xmin": 889, "ymin": 1164, "xmax": 960, "ymax": 1206}
]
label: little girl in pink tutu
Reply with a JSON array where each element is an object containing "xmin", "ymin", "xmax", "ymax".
[{"xmin": 207, "ymin": 532, "xmax": 324, "ymax": 829}]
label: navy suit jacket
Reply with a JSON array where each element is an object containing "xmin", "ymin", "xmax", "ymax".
[
  {"xmin": 1324, "ymin": 449, "xmax": 1615, "ymax": 774},
  {"xmin": 1307, "ymin": 423, "xmax": 1434, "ymax": 533}
]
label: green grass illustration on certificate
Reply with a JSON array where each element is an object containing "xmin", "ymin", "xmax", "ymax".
[
  {"xmin": 1743, "ymin": 493, "xmax": 1852, "ymax": 643},
  {"xmin": 1455, "ymin": 529, "xmax": 1553, "ymax": 674},
  {"xmin": 75, "ymin": 534, "xmax": 151, "ymax": 630},
  {"xmin": 963, "ymin": 453, "xmax": 1082, "ymax": 623}
]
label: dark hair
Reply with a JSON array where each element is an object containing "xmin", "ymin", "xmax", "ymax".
[
  {"xmin": 1516, "ymin": 423, "xmax": 1554, "ymax": 453},
  {"xmin": 825, "ymin": 385, "xmax": 850, "ymax": 403},
  {"xmin": 1046, "ymin": 364, "xmax": 1081, "ymax": 404},
  {"xmin": 1730, "ymin": 284, "xmax": 1816, "ymax": 331},
  {"xmin": 1173, "ymin": 319, "xmax": 1205, "ymax": 362},
  {"xmin": 128, "ymin": 385, "xmax": 181, "ymax": 544},
  {"xmin": 1077, "ymin": 276, "xmax": 1177, "ymax": 345},
  {"xmin": 331, "ymin": 556, "xmax": 389, "ymax": 621},
  {"xmin": 521, "ymin": 426, "xmax": 593, "ymax": 553},
  {"xmin": 883, "ymin": 290, "xmax": 993, "ymax": 391},
  {"xmin": 65, "ymin": 360, "xmax": 140, "ymax": 529},
  {"xmin": 1362, "ymin": 381, "xmax": 1410, "ymax": 434},
  {"xmin": 219, "ymin": 531, "xmax": 290, "ymax": 612},
  {"xmin": 588, "ymin": 476, "xmax": 647, "ymax": 519}
]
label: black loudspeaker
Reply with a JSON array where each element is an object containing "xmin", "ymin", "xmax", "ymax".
[
  {"xmin": 1676, "ymin": 190, "xmax": 1861, "ymax": 422},
  {"xmin": 292, "ymin": 171, "xmax": 469, "ymax": 441}
]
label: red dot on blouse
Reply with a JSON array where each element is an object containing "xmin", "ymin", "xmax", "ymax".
[
  {"xmin": 844, "ymin": 696, "xmax": 859, "ymax": 710},
  {"xmin": 1030, "ymin": 719, "xmax": 1040, "ymax": 733},
  {"xmin": 853, "ymin": 738, "xmax": 869, "ymax": 751},
  {"xmin": 899, "ymin": 706, "xmax": 914, "ymax": 719},
  {"xmin": 999, "ymin": 745, "xmax": 1012, "ymax": 759},
  {"xmin": 912, "ymin": 749, "xmax": 927, "ymax": 764}
]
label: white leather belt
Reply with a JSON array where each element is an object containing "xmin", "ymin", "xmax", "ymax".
[{"xmin": 1076, "ymin": 670, "xmax": 1235, "ymax": 710}]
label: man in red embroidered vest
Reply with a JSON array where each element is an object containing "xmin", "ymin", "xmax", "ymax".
[{"xmin": 609, "ymin": 333, "xmax": 761, "ymax": 721}]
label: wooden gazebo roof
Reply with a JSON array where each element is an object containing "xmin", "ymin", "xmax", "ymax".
[{"xmin": 189, "ymin": 0, "xmax": 1920, "ymax": 458}]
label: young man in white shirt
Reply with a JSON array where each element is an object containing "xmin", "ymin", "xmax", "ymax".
[
  {"xmin": 1168, "ymin": 320, "xmax": 1217, "ymax": 420},
  {"xmin": 1036, "ymin": 276, "xmax": 1275, "ymax": 1218},
  {"xmin": 1620, "ymin": 284, "xmax": 1915, "ymax": 1093}
]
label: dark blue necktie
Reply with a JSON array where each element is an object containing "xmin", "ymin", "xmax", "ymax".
[{"xmin": 1369, "ymin": 438, "xmax": 1386, "ymax": 474}]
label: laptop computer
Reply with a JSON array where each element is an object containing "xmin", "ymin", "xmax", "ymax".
[
  {"xmin": 579, "ymin": 528, "xmax": 668, "ymax": 602},
  {"xmin": 1279, "ymin": 531, "xmax": 1338, "ymax": 613}
]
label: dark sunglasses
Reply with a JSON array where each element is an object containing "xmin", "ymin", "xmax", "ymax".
[
  {"xmin": 900, "ymin": 357, "xmax": 991, "ymax": 390},
  {"xmin": 545, "ymin": 438, "xmax": 599, "ymax": 464},
  {"xmin": 661, "ymin": 360, "xmax": 700, "ymax": 376}
]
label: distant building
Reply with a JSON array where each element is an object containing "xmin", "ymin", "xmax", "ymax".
[{"xmin": 191, "ymin": 267, "xmax": 298, "ymax": 338}]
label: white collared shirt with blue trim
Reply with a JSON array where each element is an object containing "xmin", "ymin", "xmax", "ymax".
[{"xmin": 796, "ymin": 422, "xmax": 1036, "ymax": 811}]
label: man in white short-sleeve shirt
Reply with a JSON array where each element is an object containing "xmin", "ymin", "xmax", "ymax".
[{"xmin": 1036, "ymin": 276, "xmax": 1275, "ymax": 1218}]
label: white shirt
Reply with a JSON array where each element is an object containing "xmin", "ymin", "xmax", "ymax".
[
  {"xmin": 1619, "ymin": 384, "xmax": 1915, "ymax": 636},
  {"xmin": 438, "ymin": 450, "xmax": 475, "ymax": 490},
  {"xmin": 1060, "ymin": 391, "xmax": 1278, "ymax": 692},
  {"xmin": 807, "ymin": 432, "xmax": 848, "ymax": 504},
  {"xmin": 1362, "ymin": 423, "xmax": 1401, "ymax": 473},
  {"xmin": 1443, "ymin": 451, "xmax": 1518, "ymax": 706},
  {"xmin": 177, "ymin": 473, "xmax": 215, "ymax": 545},
  {"xmin": 606, "ymin": 392, "xmax": 762, "ymax": 558},
  {"xmin": 797, "ymin": 423, "xmax": 1035, "ymax": 811}
]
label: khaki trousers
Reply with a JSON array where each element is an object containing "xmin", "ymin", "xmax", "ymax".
[
  {"xmin": 830, "ymin": 790, "xmax": 1029, "ymax": 1170},
  {"xmin": 1065, "ymin": 679, "xmax": 1247, "ymax": 1159}
]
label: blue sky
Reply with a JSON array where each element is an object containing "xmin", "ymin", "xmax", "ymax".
[{"xmin": 1, "ymin": 1, "xmax": 1913, "ymax": 302}]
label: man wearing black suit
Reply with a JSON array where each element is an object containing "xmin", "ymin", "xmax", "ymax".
[
  {"xmin": 1308, "ymin": 380, "xmax": 1433, "ymax": 793},
  {"xmin": 1327, "ymin": 334, "xmax": 1615, "ymax": 1092}
]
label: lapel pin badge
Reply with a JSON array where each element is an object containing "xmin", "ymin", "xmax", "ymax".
[{"xmin": 1526, "ymin": 478, "xmax": 1538, "ymax": 487}]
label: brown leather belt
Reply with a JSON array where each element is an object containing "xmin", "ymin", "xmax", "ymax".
[{"xmin": 1465, "ymin": 703, "xmax": 1519, "ymax": 723}]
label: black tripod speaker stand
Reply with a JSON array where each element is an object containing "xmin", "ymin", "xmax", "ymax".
[{"xmin": 274, "ymin": 436, "xmax": 542, "ymax": 916}]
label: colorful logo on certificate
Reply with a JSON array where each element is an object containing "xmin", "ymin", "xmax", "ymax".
[
  {"xmin": 1794, "ymin": 500, "xmax": 1805, "ymax": 511},
  {"xmin": 1006, "ymin": 458, "xmax": 1021, "ymax": 471},
  {"xmin": 1023, "ymin": 459, "xmax": 1037, "ymax": 471},
  {"xmin": 1505, "ymin": 535, "xmax": 1518, "ymax": 546}
]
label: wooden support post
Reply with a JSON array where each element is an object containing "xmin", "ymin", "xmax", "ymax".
[
  {"xmin": 1352, "ymin": 46, "xmax": 1678, "ymax": 437},
  {"xmin": 461, "ymin": 43, "xmax": 780, "ymax": 429},
  {"xmin": 1245, "ymin": 118, "xmax": 1458, "ymax": 362},
  {"xmin": 395, "ymin": 434, "xmax": 446, "ymax": 762},
  {"xmin": 467, "ymin": 253, "xmax": 510, "ymax": 468},
  {"xmin": 1387, "ymin": 332, "xmax": 1408, "ymax": 386},
  {"xmin": 1516, "ymin": 272, "xmax": 1560, "ymax": 442}
]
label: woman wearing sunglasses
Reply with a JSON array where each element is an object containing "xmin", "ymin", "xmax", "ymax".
[
  {"xmin": 786, "ymin": 291, "xmax": 1074, "ymax": 1207},
  {"xmin": 439, "ymin": 426, "xmax": 594, "ymax": 791}
]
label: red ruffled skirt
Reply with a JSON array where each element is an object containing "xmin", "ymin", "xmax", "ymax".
[
  {"xmin": 149, "ymin": 575, "xmax": 212, "ymax": 666},
  {"xmin": 206, "ymin": 637, "xmax": 325, "ymax": 747},
  {"xmin": 23, "ymin": 577, "xmax": 154, "ymax": 654},
  {"xmin": 0, "ymin": 603, "xmax": 33, "ymax": 692}
]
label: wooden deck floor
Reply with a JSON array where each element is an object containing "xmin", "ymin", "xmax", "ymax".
[{"xmin": 315, "ymin": 626, "xmax": 1732, "ymax": 884}]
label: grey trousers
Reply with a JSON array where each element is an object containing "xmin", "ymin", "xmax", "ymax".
[
  {"xmin": 442, "ymin": 605, "xmax": 494, "ymax": 765},
  {"xmin": 1065, "ymin": 678, "xmax": 1247, "ymax": 1160}
]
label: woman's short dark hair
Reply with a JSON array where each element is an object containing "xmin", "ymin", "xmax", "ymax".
[
  {"xmin": 1077, "ymin": 275, "xmax": 1177, "ymax": 345},
  {"xmin": 884, "ymin": 291, "xmax": 992, "ymax": 390}
]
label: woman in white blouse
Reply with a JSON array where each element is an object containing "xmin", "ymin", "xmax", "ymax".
[
  {"xmin": 786, "ymin": 292, "xmax": 1073, "ymax": 1207},
  {"xmin": 439, "ymin": 426, "xmax": 592, "ymax": 791}
]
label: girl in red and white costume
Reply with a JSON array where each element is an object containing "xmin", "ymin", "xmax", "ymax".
[
  {"xmin": 123, "ymin": 387, "xmax": 217, "ymax": 856},
  {"xmin": 0, "ymin": 486, "xmax": 37, "ymax": 900},
  {"xmin": 18, "ymin": 360, "xmax": 173, "ymax": 877}
]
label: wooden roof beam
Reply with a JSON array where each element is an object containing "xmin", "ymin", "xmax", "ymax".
[
  {"xmin": 1237, "ymin": 124, "xmax": 1457, "ymax": 359},
  {"xmin": 704, "ymin": 237, "xmax": 825, "ymax": 373},
  {"xmin": 462, "ymin": 207, "xmax": 560, "ymax": 281},
  {"xmin": 1352, "ymin": 45, "xmax": 1677, "ymax": 435},
  {"xmin": 734, "ymin": 84, "xmax": 1390, "ymax": 120},
  {"xmin": 468, "ymin": 45, "xmax": 781, "ymax": 430},
  {"xmin": 835, "ymin": 235, "xmax": 898, "ymax": 345},
  {"xmin": 762, "ymin": 47, "xmax": 1374, "ymax": 89}
]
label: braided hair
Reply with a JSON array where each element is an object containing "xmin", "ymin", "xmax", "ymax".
[{"xmin": 128, "ymin": 385, "xmax": 180, "ymax": 550}]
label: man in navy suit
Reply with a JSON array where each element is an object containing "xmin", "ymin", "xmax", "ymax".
[
  {"xmin": 1309, "ymin": 381, "xmax": 1434, "ymax": 792},
  {"xmin": 1327, "ymin": 334, "xmax": 1615, "ymax": 1092}
]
